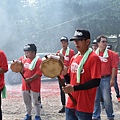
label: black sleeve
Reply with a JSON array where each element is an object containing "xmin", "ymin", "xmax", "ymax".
[
  {"xmin": 74, "ymin": 78, "xmax": 101, "ymax": 91},
  {"xmin": 64, "ymin": 74, "xmax": 70, "ymax": 84}
]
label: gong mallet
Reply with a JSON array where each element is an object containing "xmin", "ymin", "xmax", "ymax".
[{"xmin": 57, "ymin": 76, "xmax": 77, "ymax": 106}]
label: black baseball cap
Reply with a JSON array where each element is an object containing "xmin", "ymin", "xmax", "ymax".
[
  {"xmin": 23, "ymin": 44, "xmax": 37, "ymax": 53},
  {"xmin": 60, "ymin": 36, "xmax": 68, "ymax": 42},
  {"xmin": 70, "ymin": 29, "xmax": 90, "ymax": 41},
  {"xmin": 92, "ymin": 39, "xmax": 97, "ymax": 45}
]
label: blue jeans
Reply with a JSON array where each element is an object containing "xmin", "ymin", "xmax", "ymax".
[
  {"xmin": 114, "ymin": 76, "xmax": 120, "ymax": 98},
  {"xmin": 66, "ymin": 107, "xmax": 92, "ymax": 120},
  {"xmin": 92, "ymin": 76, "xmax": 114, "ymax": 120}
]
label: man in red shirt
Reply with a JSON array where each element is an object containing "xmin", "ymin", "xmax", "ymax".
[
  {"xmin": 92, "ymin": 39, "xmax": 98, "ymax": 51},
  {"xmin": 0, "ymin": 50, "xmax": 8, "ymax": 120},
  {"xmin": 92, "ymin": 36, "xmax": 116, "ymax": 120},
  {"xmin": 107, "ymin": 44, "xmax": 120, "ymax": 102},
  {"xmin": 113, "ymin": 51, "xmax": 120, "ymax": 101},
  {"xmin": 57, "ymin": 36, "xmax": 75, "ymax": 113},
  {"xmin": 19, "ymin": 44, "xmax": 42, "ymax": 120},
  {"xmin": 62, "ymin": 29, "xmax": 101, "ymax": 120}
]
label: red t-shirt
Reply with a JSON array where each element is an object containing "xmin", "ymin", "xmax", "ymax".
[
  {"xmin": 19, "ymin": 56, "xmax": 42, "ymax": 92},
  {"xmin": 58, "ymin": 49, "xmax": 75, "ymax": 67},
  {"xmin": 66, "ymin": 51, "xmax": 101, "ymax": 113},
  {"xmin": 57, "ymin": 49, "xmax": 75, "ymax": 79},
  {"xmin": 98, "ymin": 50, "xmax": 117, "ymax": 76},
  {"xmin": 0, "ymin": 50, "xmax": 8, "ymax": 90}
]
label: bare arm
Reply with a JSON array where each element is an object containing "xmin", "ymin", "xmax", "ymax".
[
  {"xmin": 110, "ymin": 68, "xmax": 116, "ymax": 87},
  {"xmin": 25, "ymin": 74, "xmax": 40, "ymax": 83}
]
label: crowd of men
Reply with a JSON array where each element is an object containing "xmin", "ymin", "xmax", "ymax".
[{"xmin": 0, "ymin": 28, "xmax": 120, "ymax": 120}]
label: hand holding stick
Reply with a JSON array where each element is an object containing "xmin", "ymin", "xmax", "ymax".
[
  {"xmin": 57, "ymin": 76, "xmax": 77, "ymax": 106},
  {"xmin": 10, "ymin": 60, "xmax": 31, "ymax": 89}
]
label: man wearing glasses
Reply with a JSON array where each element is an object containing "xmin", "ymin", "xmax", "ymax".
[{"xmin": 92, "ymin": 35, "xmax": 116, "ymax": 120}]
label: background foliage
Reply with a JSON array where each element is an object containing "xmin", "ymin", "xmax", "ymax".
[{"xmin": 0, "ymin": 0, "xmax": 120, "ymax": 60}]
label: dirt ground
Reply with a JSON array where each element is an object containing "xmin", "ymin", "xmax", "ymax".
[{"xmin": 2, "ymin": 75, "xmax": 120, "ymax": 120}]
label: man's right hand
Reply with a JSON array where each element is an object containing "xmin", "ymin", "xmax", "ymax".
[{"xmin": 61, "ymin": 65, "xmax": 68, "ymax": 76}]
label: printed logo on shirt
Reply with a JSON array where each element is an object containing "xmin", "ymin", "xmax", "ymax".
[
  {"xmin": 71, "ymin": 62, "xmax": 84, "ymax": 74},
  {"xmin": 24, "ymin": 62, "xmax": 30, "ymax": 68},
  {"xmin": 64, "ymin": 56, "xmax": 69, "ymax": 61},
  {"xmin": 99, "ymin": 56, "xmax": 108, "ymax": 62}
]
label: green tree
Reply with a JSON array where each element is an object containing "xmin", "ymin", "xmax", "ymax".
[{"xmin": 0, "ymin": 0, "xmax": 120, "ymax": 59}]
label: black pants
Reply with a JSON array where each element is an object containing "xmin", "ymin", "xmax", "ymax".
[
  {"xmin": 58, "ymin": 79, "xmax": 66, "ymax": 106},
  {"xmin": 0, "ymin": 91, "xmax": 2, "ymax": 120}
]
